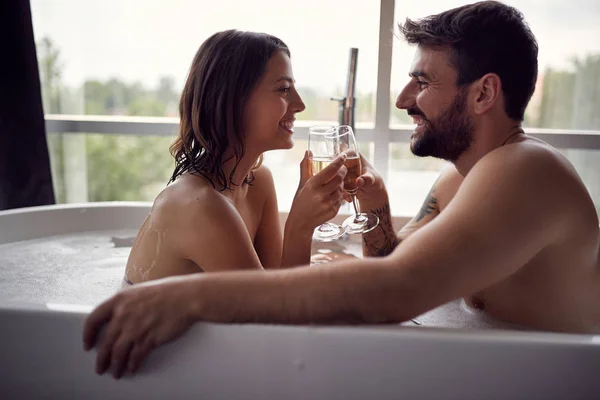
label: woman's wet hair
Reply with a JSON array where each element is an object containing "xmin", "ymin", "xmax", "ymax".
[{"xmin": 169, "ymin": 29, "xmax": 290, "ymax": 190}]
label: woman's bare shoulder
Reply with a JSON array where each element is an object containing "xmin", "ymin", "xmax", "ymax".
[
  {"xmin": 151, "ymin": 174, "xmax": 263, "ymax": 270},
  {"xmin": 247, "ymin": 164, "xmax": 277, "ymax": 202},
  {"xmin": 151, "ymin": 174, "xmax": 235, "ymax": 227},
  {"xmin": 250, "ymin": 164, "xmax": 275, "ymax": 187}
]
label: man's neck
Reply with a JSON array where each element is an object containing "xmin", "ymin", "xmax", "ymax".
[{"xmin": 453, "ymin": 119, "xmax": 524, "ymax": 176}]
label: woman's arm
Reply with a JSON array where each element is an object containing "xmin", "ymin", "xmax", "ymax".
[
  {"xmin": 252, "ymin": 166, "xmax": 284, "ymax": 268},
  {"xmin": 254, "ymin": 154, "xmax": 349, "ymax": 268},
  {"xmin": 282, "ymin": 152, "xmax": 348, "ymax": 267}
]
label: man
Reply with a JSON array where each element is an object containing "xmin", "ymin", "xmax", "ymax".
[{"xmin": 84, "ymin": 1, "xmax": 600, "ymax": 379}]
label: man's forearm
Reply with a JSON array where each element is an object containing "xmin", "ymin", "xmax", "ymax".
[
  {"xmin": 362, "ymin": 202, "xmax": 401, "ymax": 257},
  {"xmin": 188, "ymin": 257, "xmax": 414, "ymax": 325}
]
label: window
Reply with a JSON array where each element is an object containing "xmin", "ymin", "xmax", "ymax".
[
  {"xmin": 390, "ymin": 0, "xmax": 600, "ymax": 130},
  {"xmin": 34, "ymin": 0, "xmax": 600, "ymax": 217},
  {"xmin": 31, "ymin": 0, "xmax": 381, "ymax": 205},
  {"xmin": 32, "ymin": 0, "xmax": 380, "ymax": 123},
  {"xmin": 561, "ymin": 148, "xmax": 600, "ymax": 215},
  {"xmin": 389, "ymin": 0, "xmax": 600, "ymax": 215},
  {"xmin": 46, "ymin": 133, "xmax": 174, "ymax": 203}
]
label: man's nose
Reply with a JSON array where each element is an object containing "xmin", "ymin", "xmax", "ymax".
[{"xmin": 395, "ymin": 83, "xmax": 415, "ymax": 110}]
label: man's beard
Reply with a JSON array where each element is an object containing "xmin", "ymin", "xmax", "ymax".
[{"xmin": 409, "ymin": 89, "xmax": 473, "ymax": 163}]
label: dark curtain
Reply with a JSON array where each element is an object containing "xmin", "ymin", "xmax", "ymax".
[{"xmin": 0, "ymin": 0, "xmax": 55, "ymax": 210}]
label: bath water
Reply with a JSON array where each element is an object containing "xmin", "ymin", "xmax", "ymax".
[{"xmin": 0, "ymin": 230, "xmax": 137, "ymax": 306}]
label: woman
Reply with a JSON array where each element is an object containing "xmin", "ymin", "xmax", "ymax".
[{"xmin": 123, "ymin": 30, "xmax": 347, "ymax": 284}]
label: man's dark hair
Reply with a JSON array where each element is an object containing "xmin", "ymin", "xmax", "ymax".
[
  {"xmin": 169, "ymin": 30, "xmax": 289, "ymax": 190},
  {"xmin": 399, "ymin": 1, "xmax": 538, "ymax": 121}
]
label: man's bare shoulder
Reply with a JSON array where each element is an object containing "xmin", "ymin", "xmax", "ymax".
[
  {"xmin": 466, "ymin": 137, "xmax": 593, "ymax": 223},
  {"xmin": 475, "ymin": 138, "xmax": 572, "ymax": 181}
]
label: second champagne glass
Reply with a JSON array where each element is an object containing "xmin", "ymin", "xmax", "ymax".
[
  {"xmin": 308, "ymin": 125, "xmax": 346, "ymax": 242},
  {"xmin": 332, "ymin": 125, "xmax": 380, "ymax": 235}
]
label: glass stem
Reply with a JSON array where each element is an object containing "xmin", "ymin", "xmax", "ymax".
[{"xmin": 351, "ymin": 195, "xmax": 362, "ymax": 221}]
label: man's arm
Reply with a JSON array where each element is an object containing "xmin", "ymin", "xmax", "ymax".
[
  {"xmin": 362, "ymin": 164, "xmax": 461, "ymax": 257},
  {"xmin": 192, "ymin": 146, "xmax": 562, "ymax": 323},
  {"xmin": 84, "ymin": 146, "xmax": 560, "ymax": 377},
  {"xmin": 362, "ymin": 187, "xmax": 439, "ymax": 257},
  {"xmin": 349, "ymin": 154, "xmax": 403, "ymax": 257}
]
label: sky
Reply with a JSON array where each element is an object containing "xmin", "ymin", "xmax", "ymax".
[{"xmin": 30, "ymin": 0, "xmax": 600, "ymax": 96}]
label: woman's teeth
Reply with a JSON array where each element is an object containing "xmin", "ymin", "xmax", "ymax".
[{"xmin": 280, "ymin": 121, "xmax": 294, "ymax": 132}]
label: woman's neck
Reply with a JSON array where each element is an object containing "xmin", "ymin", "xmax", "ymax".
[{"xmin": 219, "ymin": 150, "xmax": 261, "ymax": 194}]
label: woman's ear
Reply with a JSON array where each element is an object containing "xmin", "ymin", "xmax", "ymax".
[{"xmin": 473, "ymin": 73, "xmax": 502, "ymax": 115}]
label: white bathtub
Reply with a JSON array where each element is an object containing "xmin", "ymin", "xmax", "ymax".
[{"xmin": 1, "ymin": 202, "xmax": 599, "ymax": 399}]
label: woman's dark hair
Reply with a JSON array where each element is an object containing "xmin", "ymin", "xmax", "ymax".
[
  {"xmin": 399, "ymin": 1, "xmax": 538, "ymax": 121},
  {"xmin": 169, "ymin": 30, "xmax": 290, "ymax": 190}
]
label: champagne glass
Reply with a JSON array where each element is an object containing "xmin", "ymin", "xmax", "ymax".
[
  {"xmin": 331, "ymin": 125, "xmax": 379, "ymax": 234},
  {"xmin": 308, "ymin": 125, "xmax": 345, "ymax": 242}
]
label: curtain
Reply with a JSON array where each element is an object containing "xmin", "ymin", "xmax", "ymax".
[{"xmin": 0, "ymin": 0, "xmax": 55, "ymax": 210}]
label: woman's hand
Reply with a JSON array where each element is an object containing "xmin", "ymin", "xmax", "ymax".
[
  {"xmin": 83, "ymin": 277, "xmax": 198, "ymax": 379},
  {"xmin": 287, "ymin": 151, "xmax": 348, "ymax": 234}
]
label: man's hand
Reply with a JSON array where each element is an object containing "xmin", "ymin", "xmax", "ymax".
[
  {"xmin": 343, "ymin": 153, "xmax": 388, "ymax": 209},
  {"xmin": 83, "ymin": 278, "xmax": 198, "ymax": 379},
  {"xmin": 341, "ymin": 154, "xmax": 398, "ymax": 257}
]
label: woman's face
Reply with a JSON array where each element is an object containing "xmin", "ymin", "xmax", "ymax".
[{"xmin": 244, "ymin": 50, "xmax": 306, "ymax": 153}]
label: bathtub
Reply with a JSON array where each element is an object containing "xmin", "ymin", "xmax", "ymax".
[{"xmin": 1, "ymin": 202, "xmax": 599, "ymax": 399}]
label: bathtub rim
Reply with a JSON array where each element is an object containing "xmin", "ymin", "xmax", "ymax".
[
  {"xmin": 1, "ymin": 301, "xmax": 599, "ymax": 349},
  {"xmin": 0, "ymin": 202, "xmax": 412, "ymax": 245},
  {"xmin": 1, "ymin": 202, "xmax": 599, "ymax": 348}
]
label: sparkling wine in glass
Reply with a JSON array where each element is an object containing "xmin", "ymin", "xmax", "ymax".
[
  {"xmin": 333, "ymin": 125, "xmax": 379, "ymax": 234},
  {"xmin": 308, "ymin": 125, "xmax": 345, "ymax": 242}
]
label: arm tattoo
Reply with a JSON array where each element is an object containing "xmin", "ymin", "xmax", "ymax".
[
  {"xmin": 396, "ymin": 184, "xmax": 441, "ymax": 239},
  {"xmin": 362, "ymin": 203, "xmax": 400, "ymax": 257},
  {"xmin": 415, "ymin": 186, "xmax": 439, "ymax": 222},
  {"xmin": 399, "ymin": 223, "xmax": 418, "ymax": 234}
]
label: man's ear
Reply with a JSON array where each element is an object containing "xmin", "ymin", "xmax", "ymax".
[{"xmin": 472, "ymin": 73, "xmax": 502, "ymax": 115}]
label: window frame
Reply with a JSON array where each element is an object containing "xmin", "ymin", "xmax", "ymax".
[{"xmin": 43, "ymin": 0, "xmax": 600, "ymax": 195}]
